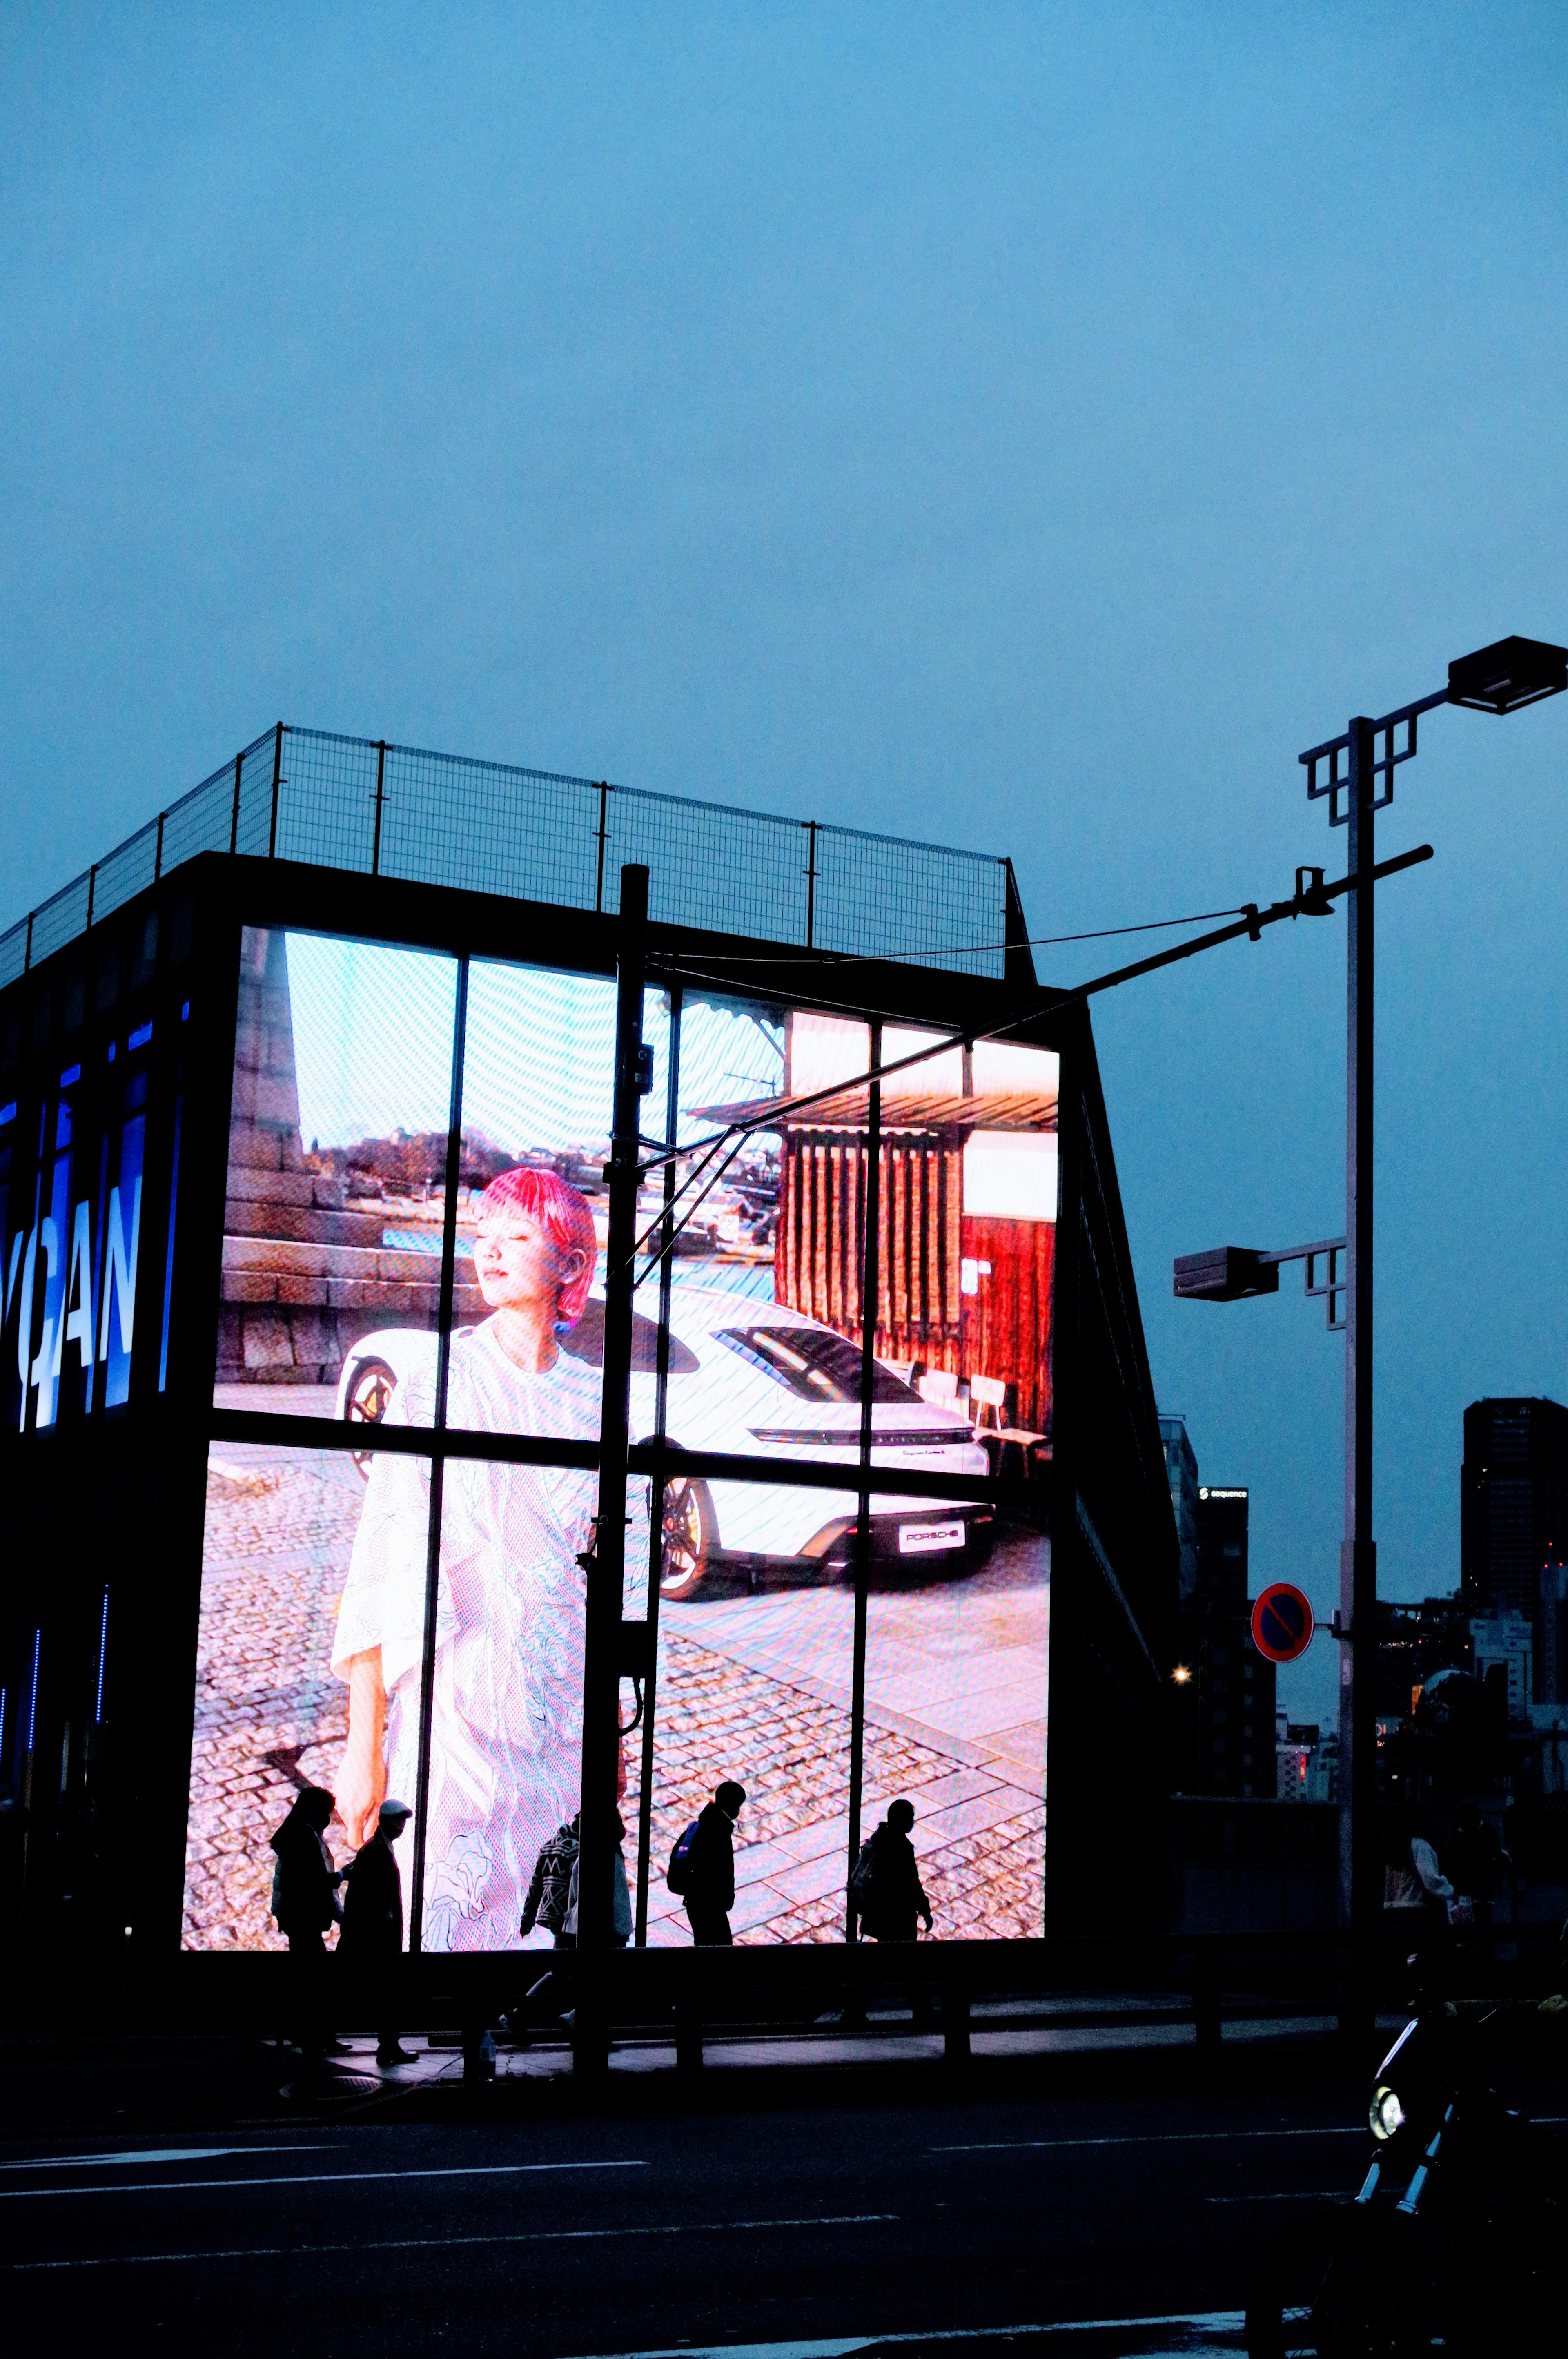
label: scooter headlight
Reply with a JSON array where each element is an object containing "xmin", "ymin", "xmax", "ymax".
[{"xmin": 1369, "ymin": 2084, "xmax": 1405, "ymax": 2140}]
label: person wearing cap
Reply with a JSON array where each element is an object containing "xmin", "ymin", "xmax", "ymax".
[
  {"xmin": 684, "ymin": 1781, "xmax": 746, "ymax": 1947},
  {"xmin": 340, "ymin": 1798, "xmax": 414, "ymax": 2065}
]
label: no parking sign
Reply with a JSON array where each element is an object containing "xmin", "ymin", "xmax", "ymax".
[{"xmin": 1251, "ymin": 1583, "xmax": 1314, "ymax": 1663}]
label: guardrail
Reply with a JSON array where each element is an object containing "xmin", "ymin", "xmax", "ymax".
[{"xmin": 1, "ymin": 724, "xmax": 1031, "ymax": 988}]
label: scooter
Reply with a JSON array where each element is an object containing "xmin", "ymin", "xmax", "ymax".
[{"xmin": 1245, "ymin": 2002, "xmax": 1567, "ymax": 2357}]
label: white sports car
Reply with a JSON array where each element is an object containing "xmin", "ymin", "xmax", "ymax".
[{"xmin": 335, "ymin": 1283, "xmax": 993, "ymax": 1600}]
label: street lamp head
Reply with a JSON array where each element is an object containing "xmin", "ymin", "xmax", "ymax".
[
  {"xmin": 1447, "ymin": 635, "xmax": 1567, "ymax": 715},
  {"xmin": 1173, "ymin": 1247, "xmax": 1281, "ymax": 1303}
]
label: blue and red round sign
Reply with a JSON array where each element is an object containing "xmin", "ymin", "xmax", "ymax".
[{"xmin": 1251, "ymin": 1583, "xmax": 1314, "ymax": 1664}]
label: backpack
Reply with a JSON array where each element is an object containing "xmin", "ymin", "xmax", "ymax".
[
  {"xmin": 849, "ymin": 1838, "xmax": 879, "ymax": 1921},
  {"xmin": 666, "ymin": 1819, "xmax": 702, "ymax": 1895}
]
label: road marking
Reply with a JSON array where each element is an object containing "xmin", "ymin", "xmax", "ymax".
[
  {"xmin": 0, "ymin": 2158, "xmax": 648, "ymax": 2201},
  {"xmin": 568, "ymin": 2317, "xmax": 1250, "ymax": 2357},
  {"xmin": 5, "ymin": 2211, "xmax": 897, "ymax": 2270},
  {"xmin": 1203, "ymin": 2191, "xmax": 1343, "ymax": 2203},
  {"xmin": 931, "ymin": 2126, "xmax": 1363, "ymax": 2153},
  {"xmin": 0, "ymin": 2147, "xmax": 330, "ymax": 2174}
]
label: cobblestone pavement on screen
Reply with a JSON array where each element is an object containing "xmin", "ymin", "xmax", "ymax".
[{"xmin": 183, "ymin": 1452, "xmax": 1045, "ymax": 1950}]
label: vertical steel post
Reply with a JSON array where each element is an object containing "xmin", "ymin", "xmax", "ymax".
[
  {"xmin": 408, "ymin": 956, "xmax": 470, "ymax": 1950},
  {"xmin": 1339, "ymin": 716, "xmax": 1377, "ymax": 2022},
  {"xmin": 85, "ymin": 865, "xmax": 96, "ymax": 930},
  {"xmin": 804, "ymin": 821, "xmax": 819, "ymax": 949},
  {"xmin": 154, "ymin": 814, "xmax": 165, "ymax": 881},
  {"xmin": 371, "ymin": 741, "xmax": 388, "ymax": 877},
  {"xmin": 595, "ymin": 783, "xmax": 611, "ymax": 914},
  {"xmin": 845, "ymin": 1021, "xmax": 882, "ymax": 1937},
  {"xmin": 635, "ymin": 985, "xmax": 682, "ymax": 1945},
  {"xmin": 229, "ymin": 751, "xmax": 243, "ymax": 855},
  {"xmin": 268, "ymin": 723, "xmax": 284, "ymax": 860},
  {"xmin": 579, "ymin": 864, "xmax": 648, "ymax": 1959}
]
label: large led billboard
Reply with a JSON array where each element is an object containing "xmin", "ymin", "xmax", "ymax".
[
  {"xmin": 2, "ymin": 1010, "xmax": 181, "ymax": 1436},
  {"xmin": 184, "ymin": 926, "xmax": 1056, "ymax": 1952}
]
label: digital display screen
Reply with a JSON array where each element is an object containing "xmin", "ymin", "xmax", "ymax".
[
  {"xmin": 2, "ymin": 1021, "xmax": 175, "ymax": 1434},
  {"xmin": 183, "ymin": 926, "xmax": 1056, "ymax": 1950}
]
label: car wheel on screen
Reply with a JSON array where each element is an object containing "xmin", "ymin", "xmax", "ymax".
[
  {"xmin": 660, "ymin": 1476, "xmax": 716, "ymax": 1601},
  {"xmin": 345, "ymin": 1356, "xmax": 398, "ymax": 1476}
]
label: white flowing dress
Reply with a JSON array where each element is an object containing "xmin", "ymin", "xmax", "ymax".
[{"xmin": 332, "ymin": 1320, "xmax": 640, "ymax": 1952}]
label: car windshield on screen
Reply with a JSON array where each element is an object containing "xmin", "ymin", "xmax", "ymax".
[{"xmin": 716, "ymin": 1326, "xmax": 919, "ymax": 1404}]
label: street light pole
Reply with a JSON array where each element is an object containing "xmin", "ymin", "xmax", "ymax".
[
  {"xmin": 1302, "ymin": 640, "xmax": 1564, "ymax": 2027},
  {"xmin": 1180, "ymin": 636, "xmax": 1564, "ymax": 2035}
]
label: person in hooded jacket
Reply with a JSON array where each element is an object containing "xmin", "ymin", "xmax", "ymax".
[
  {"xmin": 685, "ymin": 1781, "xmax": 746, "ymax": 1946},
  {"xmin": 852, "ymin": 1797, "xmax": 935, "ymax": 2027},
  {"xmin": 855, "ymin": 1799, "xmax": 933, "ymax": 1943},
  {"xmin": 269, "ymin": 1786, "xmax": 345, "ymax": 2056}
]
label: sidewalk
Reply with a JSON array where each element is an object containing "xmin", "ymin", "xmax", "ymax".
[{"xmin": 2, "ymin": 1992, "xmax": 1405, "ymax": 2147}]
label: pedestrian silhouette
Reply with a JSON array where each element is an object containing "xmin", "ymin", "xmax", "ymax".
[
  {"xmin": 340, "ymin": 1797, "xmax": 413, "ymax": 2065},
  {"xmin": 682, "ymin": 1781, "xmax": 746, "ymax": 1946},
  {"xmin": 853, "ymin": 1798, "xmax": 933, "ymax": 1943},
  {"xmin": 269, "ymin": 1786, "xmax": 345, "ymax": 2057}
]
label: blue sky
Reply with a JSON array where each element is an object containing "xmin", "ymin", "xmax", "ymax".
[{"xmin": 5, "ymin": 7, "xmax": 1567, "ymax": 1721}]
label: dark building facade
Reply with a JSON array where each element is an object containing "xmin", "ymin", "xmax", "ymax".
[
  {"xmin": 1159, "ymin": 1414, "xmax": 1199, "ymax": 1601},
  {"xmin": 0, "ymin": 723, "xmax": 1178, "ymax": 2002},
  {"xmin": 1174, "ymin": 1486, "xmax": 1276, "ymax": 1800}
]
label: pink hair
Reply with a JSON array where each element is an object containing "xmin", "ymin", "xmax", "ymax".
[{"xmin": 477, "ymin": 1166, "xmax": 599, "ymax": 1324}]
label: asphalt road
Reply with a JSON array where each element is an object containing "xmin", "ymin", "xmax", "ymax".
[{"xmin": 0, "ymin": 2062, "xmax": 1373, "ymax": 2357}]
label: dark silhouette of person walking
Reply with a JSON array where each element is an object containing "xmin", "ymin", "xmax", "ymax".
[
  {"xmin": 854, "ymin": 1799, "xmax": 934, "ymax": 1942},
  {"xmin": 340, "ymin": 1797, "xmax": 414, "ymax": 2065},
  {"xmin": 269, "ymin": 1786, "xmax": 345, "ymax": 2058},
  {"xmin": 684, "ymin": 1781, "xmax": 746, "ymax": 1946}
]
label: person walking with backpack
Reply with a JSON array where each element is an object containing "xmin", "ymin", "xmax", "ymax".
[
  {"xmin": 669, "ymin": 1781, "xmax": 746, "ymax": 1945},
  {"xmin": 851, "ymin": 1798, "xmax": 935, "ymax": 2026},
  {"xmin": 853, "ymin": 1798, "xmax": 933, "ymax": 1943}
]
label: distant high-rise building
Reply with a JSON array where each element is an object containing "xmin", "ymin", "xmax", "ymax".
[
  {"xmin": 1159, "ymin": 1414, "xmax": 1199, "ymax": 1599},
  {"xmin": 1461, "ymin": 1397, "xmax": 1568, "ymax": 1625},
  {"xmin": 1540, "ymin": 1565, "xmax": 1568, "ymax": 1710},
  {"xmin": 1471, "ymin": 1607, "xmax": 1534, "ymax": 1725},
  {"xmin": 1175, "ymin": 1485, "xmax": 1276, "ymax": 1800},
  {"xmin": 1196, "ymin": 1486, "xmax": 1249, "ymax": 1613}
]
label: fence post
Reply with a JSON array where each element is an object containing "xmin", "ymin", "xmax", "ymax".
[
  {"xmin": 1194, "ymin": 1947, "xmax": 1222, "ymax": 2062},
  {"xmin": 804, "ymin": 821, "xmax": 819, "ymax": 948},
  {"xmin": 675, "ymin": 1984, "xmax": 704, "ymax": 2074},
  {"xmin": 594, "ymin": 783, "xmax": 611, "ymax": 912},
  {"xmin": 85, "ymin": 865, "xmax": 96, "ymax": 931},
  {"xmin": 268, "ymin": 723, "xmax": 285, "ymax": 860},
  {"xmin": 154, "ymin": 814, "xmax": 165, "ymax": 882},
  {"xmin": 371, "ymin": 740, "xmax": 387, "ymax": 876},
  {"xmin": 229, "ymin": 751, "xmax": 243, "ymax": 856},
  {"xmin": 24, "ymin": 911, "xmax": 33, "ymax": 971}
]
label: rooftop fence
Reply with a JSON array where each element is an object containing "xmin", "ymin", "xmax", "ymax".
[{"xmin": 1, "ymin": 726, "xmax": 1025, "ymax": 989}]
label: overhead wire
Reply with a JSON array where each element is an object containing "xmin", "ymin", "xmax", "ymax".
[{"xmin": 617, "ymin": 845, "xmax": 1432, "ymax": 1282}]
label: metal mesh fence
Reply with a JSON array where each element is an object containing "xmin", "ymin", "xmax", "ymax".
[{"xmin": 2, "ymin": 725, "xmax": 1014, "ymax": 986}]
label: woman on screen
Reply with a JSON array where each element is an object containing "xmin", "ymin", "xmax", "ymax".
[{"xmin": 332, "ymin": 1165, "xmax": 626, "ymax": 1952}]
